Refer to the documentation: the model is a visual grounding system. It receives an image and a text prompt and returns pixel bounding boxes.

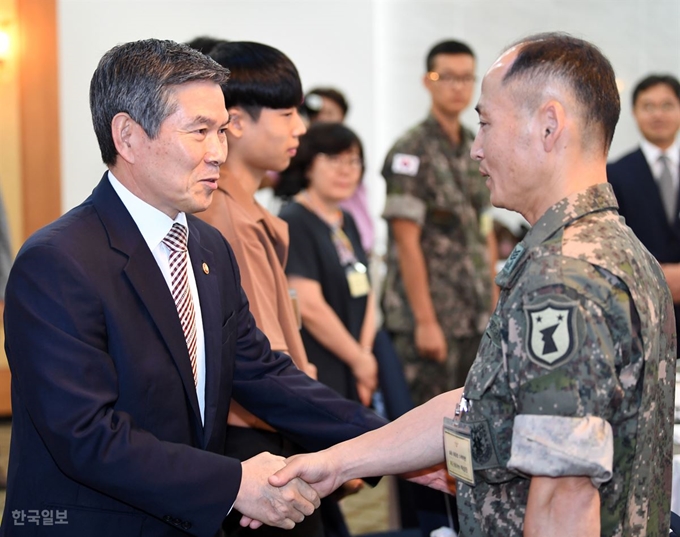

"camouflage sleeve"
[507,414,613,486]
[381,137,428,226]
[503,264,641,485]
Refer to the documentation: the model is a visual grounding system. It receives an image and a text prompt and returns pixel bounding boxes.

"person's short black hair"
[90,38,230,166]
[275,122,364,199]
[300,87,349,122]
[426,40,475,72]
[502,32,620,154]
[209,41,302,121]
[185,36,227,56]
[632,74,680,107]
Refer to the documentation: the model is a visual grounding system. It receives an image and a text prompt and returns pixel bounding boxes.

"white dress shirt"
[108,171,207,424]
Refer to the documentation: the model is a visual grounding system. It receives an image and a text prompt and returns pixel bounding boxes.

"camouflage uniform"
[454,183,676,536]
[382,114,492,405]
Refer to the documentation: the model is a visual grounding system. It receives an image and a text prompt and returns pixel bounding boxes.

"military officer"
[269,32,676,537]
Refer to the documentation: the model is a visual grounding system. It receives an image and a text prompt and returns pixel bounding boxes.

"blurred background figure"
[300,87,349,124]
[279,121,377,537]
[381,39,494,407]
[0,187,10,489]
[280,122,377,406]
[607,74,680,357]
[489,207,529,274]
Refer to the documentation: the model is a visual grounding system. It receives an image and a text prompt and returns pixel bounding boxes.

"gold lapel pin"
[202,262,210,275]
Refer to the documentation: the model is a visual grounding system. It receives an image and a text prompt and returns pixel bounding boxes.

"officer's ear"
[540,100,565,152]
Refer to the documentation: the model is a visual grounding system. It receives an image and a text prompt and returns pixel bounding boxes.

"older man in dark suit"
[1,39,385,537]
[607,74,680,355]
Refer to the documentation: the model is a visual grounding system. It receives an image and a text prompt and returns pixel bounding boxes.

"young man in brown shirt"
[199,41,364,537]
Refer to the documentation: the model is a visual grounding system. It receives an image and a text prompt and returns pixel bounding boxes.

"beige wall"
[0,0,22,255]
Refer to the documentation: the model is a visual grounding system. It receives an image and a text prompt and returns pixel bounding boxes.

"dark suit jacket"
[607,147,680,354]
[1,175,385,537]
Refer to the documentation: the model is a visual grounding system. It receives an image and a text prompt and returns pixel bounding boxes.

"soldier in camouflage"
[382,39,494,406]
[271,33,676,537]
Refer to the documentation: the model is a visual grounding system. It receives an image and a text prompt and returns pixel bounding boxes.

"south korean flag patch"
[524,298,579,369]
[391,153,420,176]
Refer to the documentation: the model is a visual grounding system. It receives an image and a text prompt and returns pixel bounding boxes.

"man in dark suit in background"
[1,38,385,537]
[607,74,680,355]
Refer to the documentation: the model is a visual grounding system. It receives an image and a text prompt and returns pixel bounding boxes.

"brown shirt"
[198,176,311,428]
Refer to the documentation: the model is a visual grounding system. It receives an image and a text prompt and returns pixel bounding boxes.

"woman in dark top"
[279,122,377,406]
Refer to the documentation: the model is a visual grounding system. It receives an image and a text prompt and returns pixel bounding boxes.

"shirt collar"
[217,175,289,252]
[640,137,680,168]
[108,170,188,251]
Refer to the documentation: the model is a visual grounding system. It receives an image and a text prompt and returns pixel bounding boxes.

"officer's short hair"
[426,40,475,72]
[503,32,620,154]
[632,74,680,107]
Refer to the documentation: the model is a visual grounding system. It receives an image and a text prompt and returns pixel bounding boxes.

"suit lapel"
[187,218,222,448]
[92,175,203,435]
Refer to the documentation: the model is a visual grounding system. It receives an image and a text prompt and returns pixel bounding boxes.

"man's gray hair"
[90,38,230,165]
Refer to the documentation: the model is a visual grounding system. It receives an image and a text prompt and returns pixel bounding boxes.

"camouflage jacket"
[454,183,675,537]
[381,115,492,338]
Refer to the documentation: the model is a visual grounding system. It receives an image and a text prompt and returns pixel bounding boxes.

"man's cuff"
[507,414,613,487]
[383,194,426,227]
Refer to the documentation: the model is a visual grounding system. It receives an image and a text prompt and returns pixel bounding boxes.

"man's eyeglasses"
[427,72,476,86]
[319,153,363,170]
[638,102,679,114]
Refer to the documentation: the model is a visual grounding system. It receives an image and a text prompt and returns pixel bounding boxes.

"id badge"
[346,262,370,298]
[443,417,475,486]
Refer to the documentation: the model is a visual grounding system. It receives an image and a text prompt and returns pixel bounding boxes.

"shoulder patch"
[524,298,579,369]
[391,153,420,176]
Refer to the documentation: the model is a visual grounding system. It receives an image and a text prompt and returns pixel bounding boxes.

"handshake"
[233,445,455,530]
[233,450,351,530]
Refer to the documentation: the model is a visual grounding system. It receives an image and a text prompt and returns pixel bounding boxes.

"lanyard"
[300,192,358,267]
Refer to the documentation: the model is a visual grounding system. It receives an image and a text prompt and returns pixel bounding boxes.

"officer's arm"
[524,475,600,537]
[270,389,463,497]
[391,218,446,362]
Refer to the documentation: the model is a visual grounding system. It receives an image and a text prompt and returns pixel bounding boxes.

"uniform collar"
[424,113,474,150]
[496,183,619,287]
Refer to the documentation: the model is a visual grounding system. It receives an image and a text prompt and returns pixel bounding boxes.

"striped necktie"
[163,223,197,385]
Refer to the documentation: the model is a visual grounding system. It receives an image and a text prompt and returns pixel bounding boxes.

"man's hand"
[234,452,320,530]
[403,463,455,494]
[415,321,447,362]
[269,451,344,500]
[661,263,680,303]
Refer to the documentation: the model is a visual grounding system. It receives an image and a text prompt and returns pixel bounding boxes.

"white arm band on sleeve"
[507,414,613,487]
[382,194,427,227]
